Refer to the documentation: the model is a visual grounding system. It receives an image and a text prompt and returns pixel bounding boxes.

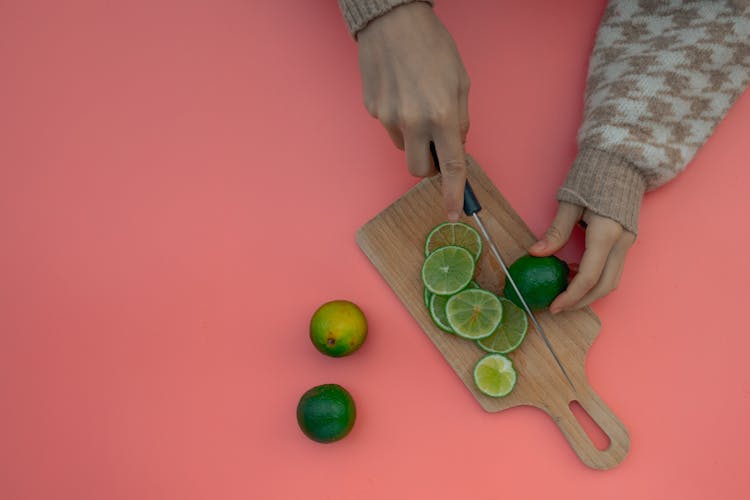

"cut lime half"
[421,245,475,296]
[474,354,517,397]
[445,288,503,339]
[425,222,482,262]
[477,297,528,354]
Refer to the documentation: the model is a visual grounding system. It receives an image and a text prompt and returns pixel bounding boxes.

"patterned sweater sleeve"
[558,0,750,234]
[338,0,434,37]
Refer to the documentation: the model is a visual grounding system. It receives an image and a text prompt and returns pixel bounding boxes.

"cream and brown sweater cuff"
[338,0,434,37]
[557,148,646,235]
[562,0,750,235]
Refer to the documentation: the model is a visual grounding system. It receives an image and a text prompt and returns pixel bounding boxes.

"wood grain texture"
[356,156,629,469]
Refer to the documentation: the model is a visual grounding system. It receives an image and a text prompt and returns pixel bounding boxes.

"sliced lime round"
[429,293,454,333]
[474,354,517,397]
[423,286,433,309]
[424,222,482,262]
[445,288,503,339]
[421,245,475,296]
[477,297,528,354]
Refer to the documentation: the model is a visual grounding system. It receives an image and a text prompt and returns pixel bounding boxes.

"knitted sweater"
[338,0,750,234]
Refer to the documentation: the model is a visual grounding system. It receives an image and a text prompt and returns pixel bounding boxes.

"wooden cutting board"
[356,156,629,470]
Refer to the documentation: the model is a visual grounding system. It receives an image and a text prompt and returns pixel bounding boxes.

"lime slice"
[474,354,516,397]
[429,293,454,333]
[421,246,475,296]
[427,280,480,333]
[425,222,482,262]
[477,297,528,354]
[423,286,433,309]
[445,288,503,339]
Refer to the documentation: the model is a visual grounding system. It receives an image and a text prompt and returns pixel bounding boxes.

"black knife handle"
[429,141,482,216]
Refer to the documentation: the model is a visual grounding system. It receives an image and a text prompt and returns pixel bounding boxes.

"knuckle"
[401,111,426,131]
[440,158,466,176]
[428,106,453,126]
[545,225,564,242]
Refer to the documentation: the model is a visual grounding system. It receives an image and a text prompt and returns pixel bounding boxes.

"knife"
[429,143,576,392]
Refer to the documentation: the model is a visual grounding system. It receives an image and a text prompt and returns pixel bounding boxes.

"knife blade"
[429,143,576,392]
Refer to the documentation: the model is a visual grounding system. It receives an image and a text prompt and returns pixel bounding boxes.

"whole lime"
[309,300,367,357]
[503,255,569,310]
[296,384,356,443]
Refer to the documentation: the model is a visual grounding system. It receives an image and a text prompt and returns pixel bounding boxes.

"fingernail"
[448,211,460,222]
[550,306,562,315]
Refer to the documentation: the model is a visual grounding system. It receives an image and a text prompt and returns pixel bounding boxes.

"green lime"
[424,222,483,262]
[503,255,569,310]
[477,297,528,354]
[473,354,517,397]
[421,245,475,296]
[309,300,368,357]
[296,384,356,443]
[445,288,503,340]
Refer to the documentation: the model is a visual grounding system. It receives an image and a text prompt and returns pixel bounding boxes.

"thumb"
[529,202,583,256]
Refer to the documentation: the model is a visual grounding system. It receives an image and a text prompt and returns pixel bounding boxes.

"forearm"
[560,0,750,233]
[338,0,434,38]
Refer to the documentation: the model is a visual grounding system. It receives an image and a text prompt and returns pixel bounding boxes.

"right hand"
[357,2,471,221]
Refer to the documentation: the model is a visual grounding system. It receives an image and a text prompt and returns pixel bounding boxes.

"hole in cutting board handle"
[569,401,610,451]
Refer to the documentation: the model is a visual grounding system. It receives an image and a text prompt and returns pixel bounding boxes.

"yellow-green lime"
[473,354,517,397]
[445,288,503,340]
[421,245,475,296]
[477,297,528,354]
[424,222,482,262]
[309,300,368,357]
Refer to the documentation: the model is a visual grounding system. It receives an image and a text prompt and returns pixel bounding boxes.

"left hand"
[528,202,636,314]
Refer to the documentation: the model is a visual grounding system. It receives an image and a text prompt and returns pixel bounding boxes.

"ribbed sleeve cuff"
[338,0,434,38]
[557,147,647,235]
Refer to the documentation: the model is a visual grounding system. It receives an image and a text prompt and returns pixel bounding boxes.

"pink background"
[2,1,749,498]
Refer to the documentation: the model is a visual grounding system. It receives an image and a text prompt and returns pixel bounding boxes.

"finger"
[433,119,467,222]
[529,202,583,256]
[569,253,624,311]
[404,132,434,178]
[549,219,621,314]
[458,80,470,144]
[570,230,634,309]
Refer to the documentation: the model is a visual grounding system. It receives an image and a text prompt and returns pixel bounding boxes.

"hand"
[529,202,636,313]
[357,2,471,221]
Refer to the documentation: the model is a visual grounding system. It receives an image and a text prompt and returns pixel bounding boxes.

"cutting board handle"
[548,382,630,470]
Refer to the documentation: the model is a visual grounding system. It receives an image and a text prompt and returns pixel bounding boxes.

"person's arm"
[531,0,750,313]
[338,1,470,221]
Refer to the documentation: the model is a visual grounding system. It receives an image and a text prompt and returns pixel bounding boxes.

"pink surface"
[1,1,749,498]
